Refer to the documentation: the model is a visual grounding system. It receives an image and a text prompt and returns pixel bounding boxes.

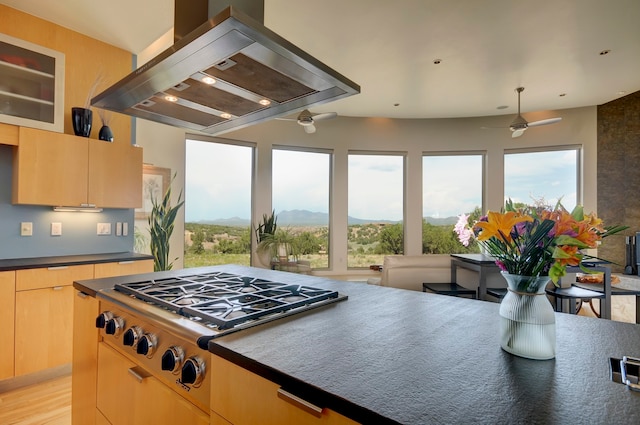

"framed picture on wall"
[135,164,171,220]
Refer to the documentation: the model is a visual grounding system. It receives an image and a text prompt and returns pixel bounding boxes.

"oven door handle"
[277,388,323,418]
[128,366,151,383]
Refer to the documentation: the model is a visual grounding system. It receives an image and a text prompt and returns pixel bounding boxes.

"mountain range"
[191,209,458,226]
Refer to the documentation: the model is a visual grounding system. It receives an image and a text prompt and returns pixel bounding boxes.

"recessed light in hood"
[91,3,360,136]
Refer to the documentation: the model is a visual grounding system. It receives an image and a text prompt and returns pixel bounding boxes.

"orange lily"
[474,211,532,243]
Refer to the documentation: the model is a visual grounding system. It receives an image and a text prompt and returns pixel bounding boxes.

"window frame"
[503,144,582,208]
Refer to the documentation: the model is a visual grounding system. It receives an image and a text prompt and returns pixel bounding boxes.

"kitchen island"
[206,265,640,424]
[73,265,640,424]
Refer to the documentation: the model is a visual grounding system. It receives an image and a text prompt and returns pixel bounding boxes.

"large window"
[348,153,404,267]
[272,148,331,269]
[422,154,483,254]
[184,139,253,268]
[504,147,579,210]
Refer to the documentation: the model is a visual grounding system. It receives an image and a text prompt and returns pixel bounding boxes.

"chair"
[573,282,640,323]
[486,287,508,301]
[422,282,477,299]
[545,285,605,315]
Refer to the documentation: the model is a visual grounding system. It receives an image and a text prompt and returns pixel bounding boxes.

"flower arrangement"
[454,199,627,284]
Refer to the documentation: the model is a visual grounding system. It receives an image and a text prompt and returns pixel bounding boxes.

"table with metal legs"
[450,253,500,301]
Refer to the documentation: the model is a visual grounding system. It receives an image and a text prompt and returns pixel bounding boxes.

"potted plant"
[254,211,277,268]
[257,228,300,269]
[148,174,184,271]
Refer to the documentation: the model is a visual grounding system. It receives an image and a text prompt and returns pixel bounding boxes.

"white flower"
[454,213,472,247]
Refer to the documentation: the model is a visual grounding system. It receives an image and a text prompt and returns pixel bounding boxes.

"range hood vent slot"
[91,2,359,135]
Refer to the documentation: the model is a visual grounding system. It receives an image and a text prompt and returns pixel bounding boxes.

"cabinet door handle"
[52,286,64,291]
[47,266,68,270]
[277,388,323,418]
[128,366,150,383]
[77,291,88,299]
[118,261,134,265]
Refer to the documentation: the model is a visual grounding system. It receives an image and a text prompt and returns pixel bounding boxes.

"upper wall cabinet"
[0,33,65,133]
[12,126,142,208]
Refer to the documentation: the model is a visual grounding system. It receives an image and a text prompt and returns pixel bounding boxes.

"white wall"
[134,101,597,277]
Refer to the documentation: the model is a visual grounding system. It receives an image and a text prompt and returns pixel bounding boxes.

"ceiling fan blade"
[275,117,298,121]
[312,112,337,121]
[527,117,562,127]
[304,124,316,134]
[512,128,526,138]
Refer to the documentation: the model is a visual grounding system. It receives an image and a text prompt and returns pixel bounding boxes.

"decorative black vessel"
[71,107,92,137]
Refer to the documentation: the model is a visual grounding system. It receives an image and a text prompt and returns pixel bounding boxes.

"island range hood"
[91,0,360,135]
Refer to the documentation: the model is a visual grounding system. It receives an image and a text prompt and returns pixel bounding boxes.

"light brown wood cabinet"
[93,259,153,279]
[72,290,101,425]
[11,126,142,208]
[96,343,209,425]
[72,258,153,425]
[0,271,16,380]
[14,265,93,376]
[210,355,359,425]
[0,122,19,145]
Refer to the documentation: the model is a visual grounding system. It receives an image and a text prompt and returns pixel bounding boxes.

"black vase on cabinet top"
[98,125,113,142]
[71,107,92,137]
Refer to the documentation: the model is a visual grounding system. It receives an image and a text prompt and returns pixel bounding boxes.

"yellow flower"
[474,211,533,244]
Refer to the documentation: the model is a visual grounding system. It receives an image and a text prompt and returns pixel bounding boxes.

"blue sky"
[185,140,577,222]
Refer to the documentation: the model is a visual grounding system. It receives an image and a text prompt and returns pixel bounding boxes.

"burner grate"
[114,272,342,330]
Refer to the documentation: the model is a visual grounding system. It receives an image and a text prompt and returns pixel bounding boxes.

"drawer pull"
[277,388,323,418]
[118,261,134,265]
[52,286,64,291]
[128,366,150,383]
[47,266,68,270]
[77,291,88,299]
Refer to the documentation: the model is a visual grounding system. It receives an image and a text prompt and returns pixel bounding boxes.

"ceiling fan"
[508,87,562,138]
[276,109,337,134]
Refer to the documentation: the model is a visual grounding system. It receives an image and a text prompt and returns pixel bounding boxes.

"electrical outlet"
[97,222,112,235]
[20,222,33,236]
[51,222,62,236]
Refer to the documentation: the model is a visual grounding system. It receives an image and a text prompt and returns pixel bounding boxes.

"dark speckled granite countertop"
[73,265,640,424]
[0,252,153,271]
[205,266,640,425]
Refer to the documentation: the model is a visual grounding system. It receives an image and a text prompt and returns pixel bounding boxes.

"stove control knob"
[136,333,158,358]
[181,356,206,387]
[105,316,125,337]
[95,311,113,329]
[123,326,143,348]
[161,346,185,374]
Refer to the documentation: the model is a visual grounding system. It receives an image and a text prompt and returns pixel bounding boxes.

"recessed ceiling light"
[496,105,508,110]
[599,49,611,55]
[221,113,232,119]
[618,91,627,95]
[259,99,271,106]
[164,95,178,102]
[201,76,216,85]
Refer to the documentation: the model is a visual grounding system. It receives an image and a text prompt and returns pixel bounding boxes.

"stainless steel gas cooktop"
[97,271,347,347]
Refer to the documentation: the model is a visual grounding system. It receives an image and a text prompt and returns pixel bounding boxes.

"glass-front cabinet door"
[0,33,64,132]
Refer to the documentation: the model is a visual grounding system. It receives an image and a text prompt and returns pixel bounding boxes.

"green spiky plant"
[148,174,184,271]
[254,210,278,243]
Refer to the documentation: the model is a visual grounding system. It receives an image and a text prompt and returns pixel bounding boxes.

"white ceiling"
[2,0,639,119]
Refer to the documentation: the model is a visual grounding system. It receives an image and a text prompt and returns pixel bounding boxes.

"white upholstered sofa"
[367,254,455,292]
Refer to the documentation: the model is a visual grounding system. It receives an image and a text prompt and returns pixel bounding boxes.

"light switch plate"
[51,222,62,236]
[116,222,122,236]
[123,222,129,236]
[20,222,33,236]
[97,222,111,235]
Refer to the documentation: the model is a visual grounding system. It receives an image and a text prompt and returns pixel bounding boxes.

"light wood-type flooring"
[0,288,637,425]
[0,373,70,424]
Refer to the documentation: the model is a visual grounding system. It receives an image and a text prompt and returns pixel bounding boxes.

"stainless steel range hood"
[91,1,360,135]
